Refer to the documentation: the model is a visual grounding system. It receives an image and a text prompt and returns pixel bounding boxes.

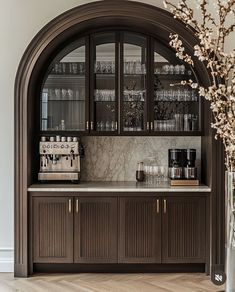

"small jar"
[136,162,145,182]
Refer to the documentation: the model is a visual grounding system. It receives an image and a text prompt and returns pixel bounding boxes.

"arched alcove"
[15,0,224,276]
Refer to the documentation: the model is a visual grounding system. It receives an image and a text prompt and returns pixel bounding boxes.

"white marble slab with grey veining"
[80,136,201,181]
[28,181,211,192]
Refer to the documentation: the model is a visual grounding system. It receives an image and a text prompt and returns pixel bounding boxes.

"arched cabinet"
[40,31,200,135]
[15,0,225,277]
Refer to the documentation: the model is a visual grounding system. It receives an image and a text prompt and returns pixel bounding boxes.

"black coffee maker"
[168,149,183,179]
[183,149,197,179]
[168,148,197,180]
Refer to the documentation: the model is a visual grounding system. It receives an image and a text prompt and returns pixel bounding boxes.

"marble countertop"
[28,181,211,192]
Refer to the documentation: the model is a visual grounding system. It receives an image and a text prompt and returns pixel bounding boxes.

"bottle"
[136,162,145,182]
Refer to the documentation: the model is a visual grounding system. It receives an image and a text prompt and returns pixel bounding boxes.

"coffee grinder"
[183,149,197,179]
[168,149,183,179]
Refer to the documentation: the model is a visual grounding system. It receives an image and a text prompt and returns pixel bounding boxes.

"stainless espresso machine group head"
[38,136,81,182]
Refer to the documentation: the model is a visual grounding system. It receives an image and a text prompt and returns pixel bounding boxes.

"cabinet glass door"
[153,41,200,133]
[121,33,147,133]
[41,38,87,131]
[91,33,117,133]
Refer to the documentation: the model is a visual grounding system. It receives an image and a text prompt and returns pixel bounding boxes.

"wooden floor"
[0,273,224,292]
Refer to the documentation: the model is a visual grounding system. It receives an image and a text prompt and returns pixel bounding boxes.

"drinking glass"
[180,64,185,74]
[55,88,61,100]
[111,121,115,131]
[96,121,101,131]
[61,89,67,100]
[67,89,73,100]
[105,120,111,131]
[100,121,105,131]
[72,63,78,74]
[153,166,159,184]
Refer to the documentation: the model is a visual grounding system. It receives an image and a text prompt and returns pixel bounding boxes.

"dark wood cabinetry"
[162,197,206,263]
[31,193,207,269]
[119,197,161,263]
[15,1,224,277]
[74,197,118,263]
[33,197,73,263]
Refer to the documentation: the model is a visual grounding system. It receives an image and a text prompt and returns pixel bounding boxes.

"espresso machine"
[38,136,81,182]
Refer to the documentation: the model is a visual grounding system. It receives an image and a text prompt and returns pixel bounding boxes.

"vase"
[225,171,235,292]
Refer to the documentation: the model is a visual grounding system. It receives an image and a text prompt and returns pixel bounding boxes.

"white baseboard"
[0,248,14,272]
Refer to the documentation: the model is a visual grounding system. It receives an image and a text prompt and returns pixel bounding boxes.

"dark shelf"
[123,100,145,102]
[42,99,85,102]
[48,74,85,79]
[154,100,198,102]
[155,74,195,81]
[39,130,202,137]
[124,73,146,76]
[94,100,116,102]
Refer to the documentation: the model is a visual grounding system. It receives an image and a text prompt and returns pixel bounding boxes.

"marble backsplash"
[80,136,201,182]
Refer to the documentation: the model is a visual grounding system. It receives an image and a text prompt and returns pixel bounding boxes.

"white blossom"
[164,0,235,170]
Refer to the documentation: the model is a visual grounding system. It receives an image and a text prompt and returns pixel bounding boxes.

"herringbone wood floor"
[0,273,224,292]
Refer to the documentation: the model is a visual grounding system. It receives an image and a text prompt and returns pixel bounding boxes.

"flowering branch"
[164,0,235,171]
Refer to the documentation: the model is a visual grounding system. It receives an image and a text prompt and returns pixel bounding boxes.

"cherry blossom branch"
[164,0,235,170]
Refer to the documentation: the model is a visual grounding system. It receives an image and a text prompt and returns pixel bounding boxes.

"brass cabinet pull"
[156,199,160,214]
[68,199,72,213]
[91,121,94,131]
[147,122,149,130]
[115,121,118,131]
[76,198,79,213]
[163,199,167,214]
[150,122,154,131]
[86,121,89,130]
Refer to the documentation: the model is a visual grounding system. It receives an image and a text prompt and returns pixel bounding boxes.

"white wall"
[0,0,234,272]
[0,0,168,272]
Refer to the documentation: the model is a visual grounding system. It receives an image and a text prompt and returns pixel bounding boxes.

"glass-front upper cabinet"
[90,33,117,133]
[40,38,87,132]
[121,33,148,133]
[152,41,200,133]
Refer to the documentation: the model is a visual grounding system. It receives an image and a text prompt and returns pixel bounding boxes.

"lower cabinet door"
[162,196,206,263]
[33,196,74,263]
[119,197,161,263]
[74,197,118,263]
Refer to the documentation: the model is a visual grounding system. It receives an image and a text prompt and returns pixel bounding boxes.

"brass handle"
[156,199,160,214]
[76,198,79,213]
[86,121,89,130]
[150,122,154,131]
[91,121,94,131]
[115,121,118,130]
[163,199,167,214]
[68,199,72,213]
[147,122,149,130]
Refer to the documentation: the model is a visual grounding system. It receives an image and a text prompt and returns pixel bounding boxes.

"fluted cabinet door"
[119,197,161,263]
[74,197,118,263]
[33,197,73,263]
[162,196,206,263]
